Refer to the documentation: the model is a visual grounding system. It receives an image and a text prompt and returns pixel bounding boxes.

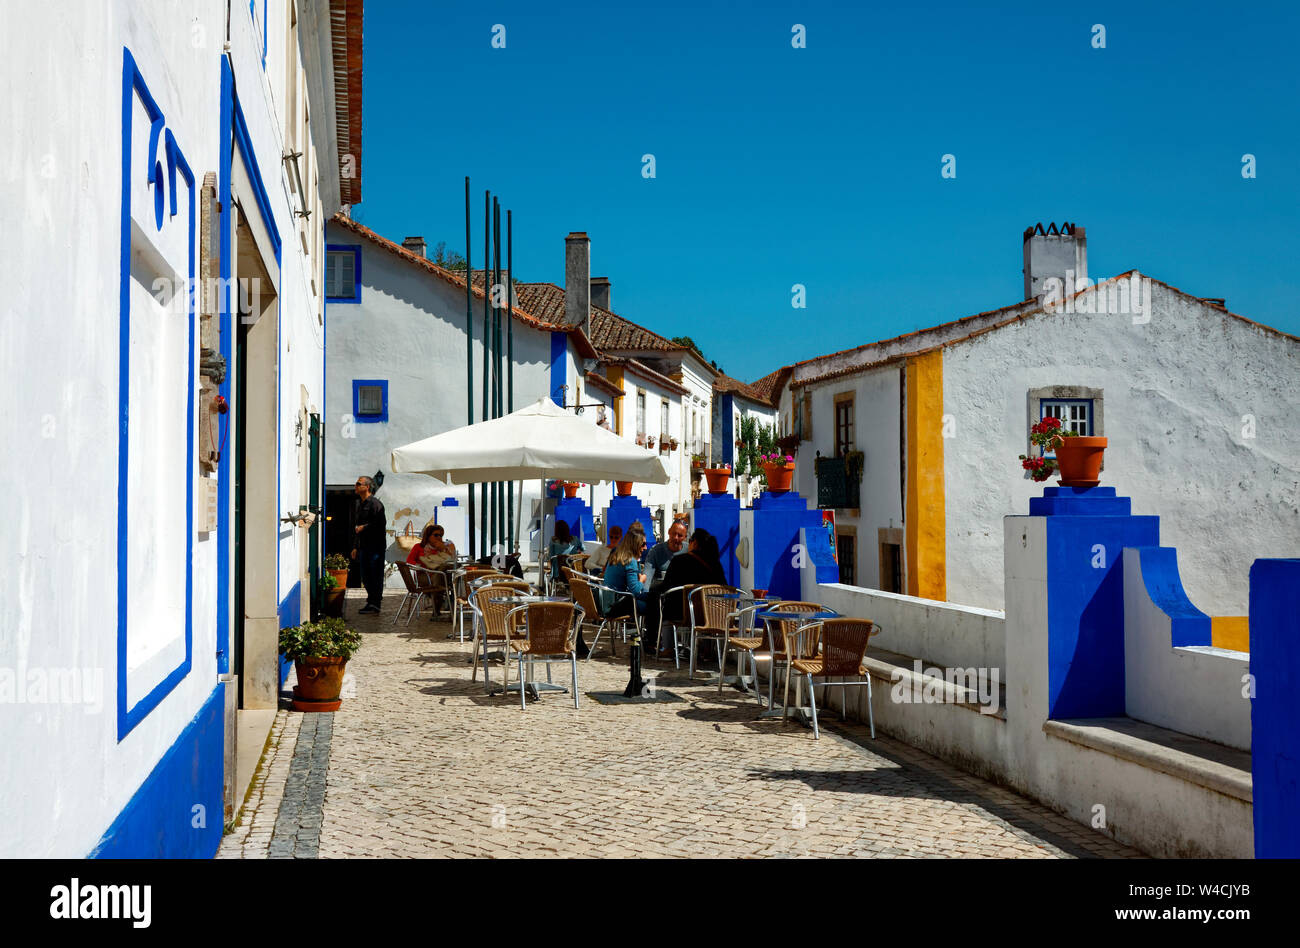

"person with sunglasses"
[351,475,386,614]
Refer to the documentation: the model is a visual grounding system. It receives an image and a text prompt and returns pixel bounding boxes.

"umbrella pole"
[464,176,476,559]
[514,478,523,555]
[481,189,490,556]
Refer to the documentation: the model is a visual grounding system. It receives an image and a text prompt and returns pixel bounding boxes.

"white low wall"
[805,582,1005,673]
[1123,548,1251,751]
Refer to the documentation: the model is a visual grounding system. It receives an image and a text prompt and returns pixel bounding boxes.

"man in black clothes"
[644,529,726,657]
[351,475,387,614]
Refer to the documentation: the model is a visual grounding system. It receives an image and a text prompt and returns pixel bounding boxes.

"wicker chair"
[788,618,879,739]
[755,601,825,711]
[568,574,622,660]
[652,584,699,669]
[686,585,742,679]
[469,583,530,688]
[394,562,440,626]
[508,601,584,709]
[451,567,498,641]
[717,601,777,701]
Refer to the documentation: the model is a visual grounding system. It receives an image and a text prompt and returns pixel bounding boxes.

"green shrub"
[323,553,350,571]
[279,618,362,662]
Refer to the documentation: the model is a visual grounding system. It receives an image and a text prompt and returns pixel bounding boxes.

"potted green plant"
[279,617,362,712]
[318,572,345,618]
[323,552,350,588]
[1018,416,1107,486]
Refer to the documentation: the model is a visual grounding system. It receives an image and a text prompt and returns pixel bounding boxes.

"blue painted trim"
[91,683,225,858]
[442,497,459,506]
[325,244,361,302]
[549,332,567,406]
[1132,546,1210,647]
[352,379,388,423]
[217,55,284,677]
[277,582,301,687]
[118,49,197,740]
[1250,558,1300,858]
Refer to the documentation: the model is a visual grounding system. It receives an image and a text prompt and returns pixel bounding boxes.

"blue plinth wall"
[1033,486,1160,719]
[693,492,740,587]
[752,490,836,599]
[1250,558,1300,858]
[554,496,595,542]
[606,494,656,544]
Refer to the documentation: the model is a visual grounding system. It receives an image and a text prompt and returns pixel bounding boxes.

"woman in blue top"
[602,520,648,619]
[548,520,582,583]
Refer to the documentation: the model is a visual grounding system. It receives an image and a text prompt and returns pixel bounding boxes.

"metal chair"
[718,601,776,701]
[508,601,584,710]
[469,583,530,687]
[568,574,617,660]
[685,585,742,679]
[451,567,497,641]
[394,562,440,626]
[652,584,699,669]
[756,601,825,711]
[788,618,879,739]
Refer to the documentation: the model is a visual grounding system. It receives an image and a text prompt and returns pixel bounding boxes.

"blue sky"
[356,0,1300,381]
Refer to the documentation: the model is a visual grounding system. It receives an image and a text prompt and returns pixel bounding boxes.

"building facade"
[1,0,361,857]
[778,225,1300,620]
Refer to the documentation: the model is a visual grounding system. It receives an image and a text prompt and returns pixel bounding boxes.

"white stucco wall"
[945,277,1300,614]
[1122,549,1250,750]
[1,1,329,855]
[324,228,577,561]
[790,365,904,589]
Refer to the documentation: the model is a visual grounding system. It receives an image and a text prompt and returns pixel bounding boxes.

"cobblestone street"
[219,597,1140,859]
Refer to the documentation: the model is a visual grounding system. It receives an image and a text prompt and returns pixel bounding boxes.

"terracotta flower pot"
[327,568,349,588]
[321,587,345,618]
[1054,437,1108,488]
[762,462,795,494]
[615,481,634,496]
[293,657,347,711]
[563,483,579,499]
[703,468,731,494]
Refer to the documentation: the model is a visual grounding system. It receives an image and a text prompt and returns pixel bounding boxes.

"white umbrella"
[390,397,670,485]
[390,397,669,581]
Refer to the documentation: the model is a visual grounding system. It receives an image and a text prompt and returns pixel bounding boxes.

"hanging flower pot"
[615,480,634,496]
[1054,437,1108,487]
[563,482,580,499]
[760,454,796,494]
[703,467,731,494]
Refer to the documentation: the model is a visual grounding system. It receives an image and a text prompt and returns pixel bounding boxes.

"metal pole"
[481,190,489,557]
[464,177,475,559]
[507,208,515,551]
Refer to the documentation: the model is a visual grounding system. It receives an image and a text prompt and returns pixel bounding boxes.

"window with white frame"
[1041,399,1092,436]
[660,399,669,441]
[636,390,646,437]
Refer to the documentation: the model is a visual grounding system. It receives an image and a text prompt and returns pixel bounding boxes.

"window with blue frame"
[1029,388,1103,460]
[352,380,388,423]
[326,245,361,302]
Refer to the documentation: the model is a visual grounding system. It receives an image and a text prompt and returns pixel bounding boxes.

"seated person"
[408,524,456,567]
[644,528,726,656]
[645,520,688,585]
[547,520,583,583]
[601,522,649,622]
[586,524,622,574]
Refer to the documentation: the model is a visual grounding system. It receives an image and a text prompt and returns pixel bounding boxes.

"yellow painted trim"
[608,366,625,435]
[1211,616,1249,653]
[904,351,946,600]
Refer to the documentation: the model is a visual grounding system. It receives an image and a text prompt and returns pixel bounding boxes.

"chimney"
[564,232,590,334]
[1022,222,1086,301]
[590,276,611,311]
[402,236,427,259]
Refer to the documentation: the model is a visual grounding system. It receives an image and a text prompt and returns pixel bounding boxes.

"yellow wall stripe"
[608,366,625,435]
[1211,616,1249,653]
[905,351,946,601]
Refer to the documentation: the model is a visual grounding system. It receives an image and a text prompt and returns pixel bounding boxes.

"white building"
[777,223,1300,626]
[711,372,784,505]
[324,216,600,561]
[1,0,362,857]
